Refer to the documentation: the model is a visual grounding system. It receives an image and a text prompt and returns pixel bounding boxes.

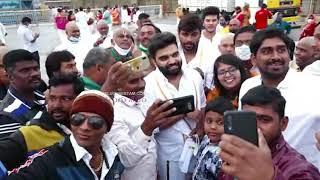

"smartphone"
[161,95,195,117]
[124,55,151,72]
[224,111,258,146]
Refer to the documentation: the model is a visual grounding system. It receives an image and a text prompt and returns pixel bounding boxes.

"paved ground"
[3,15,303,82]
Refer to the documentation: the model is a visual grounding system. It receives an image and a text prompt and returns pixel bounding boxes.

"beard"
[158,60,182,76]
[182,42,198,52]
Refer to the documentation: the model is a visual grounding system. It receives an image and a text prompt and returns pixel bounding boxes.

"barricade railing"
[0,5,162,25]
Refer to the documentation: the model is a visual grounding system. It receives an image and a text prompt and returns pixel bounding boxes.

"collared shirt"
[144,68,206,161]
[108,94,157,180]
[238,69,320,169]
[70,134,119,180]
[54,39,91,74]
[197,31,222,89]
[80,76,101,91]
[17,24,39,53]
[0,87,46,138]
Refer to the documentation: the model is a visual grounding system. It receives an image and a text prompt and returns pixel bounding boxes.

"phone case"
[224,111,258,146]
[124,55,150,72]
[163,95,195,117]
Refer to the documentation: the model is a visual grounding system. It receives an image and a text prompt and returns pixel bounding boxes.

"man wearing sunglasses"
[0,74,84,171]
[8,90,124,180]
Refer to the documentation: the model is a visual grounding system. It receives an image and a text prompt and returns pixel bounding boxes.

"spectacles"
[70,113,105,130]
[217,67,239,76]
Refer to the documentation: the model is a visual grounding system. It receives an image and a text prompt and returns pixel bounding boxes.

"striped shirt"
[0,88,46,138]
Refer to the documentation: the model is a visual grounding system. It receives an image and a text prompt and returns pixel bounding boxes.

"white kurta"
[238,69,320,169]
[144,68,206,180]
[196,32,222,89]
[54,39,92,74]
[108,94,157,180]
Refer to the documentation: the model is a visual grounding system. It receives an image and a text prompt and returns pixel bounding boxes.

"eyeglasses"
[70,113,105,130]
[217,67,239,76]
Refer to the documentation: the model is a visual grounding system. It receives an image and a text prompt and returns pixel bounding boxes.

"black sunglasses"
[70,113,105,130]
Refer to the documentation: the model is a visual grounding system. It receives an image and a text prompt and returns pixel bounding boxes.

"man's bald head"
[97,20,109,36]
[229,19,241,33]
[295,36,318,70]
[65,21,80,38]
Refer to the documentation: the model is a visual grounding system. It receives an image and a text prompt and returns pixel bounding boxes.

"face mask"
[235,44,251,61]
[68,36,81,43]
[114,42,131,56]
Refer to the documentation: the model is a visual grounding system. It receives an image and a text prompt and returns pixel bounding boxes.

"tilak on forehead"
[113,28,132,38]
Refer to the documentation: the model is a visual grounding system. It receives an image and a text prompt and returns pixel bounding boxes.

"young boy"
[192,97,235,180]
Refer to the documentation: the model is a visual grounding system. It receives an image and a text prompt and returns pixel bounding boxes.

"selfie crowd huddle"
[0,3,319,180]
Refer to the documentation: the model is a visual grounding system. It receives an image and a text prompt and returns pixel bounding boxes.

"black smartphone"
[161,95,195,117]
[224,110,258,146]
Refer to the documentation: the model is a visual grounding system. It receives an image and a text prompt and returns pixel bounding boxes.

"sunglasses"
[70,113,105,130]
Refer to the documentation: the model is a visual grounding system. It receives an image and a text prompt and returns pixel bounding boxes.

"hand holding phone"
[224,110,258,146]
[160,95,195,117]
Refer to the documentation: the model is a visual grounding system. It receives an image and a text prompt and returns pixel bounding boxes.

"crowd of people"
[0,3,319,180]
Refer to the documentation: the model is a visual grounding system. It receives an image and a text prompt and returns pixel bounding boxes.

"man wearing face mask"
[234,25,258,76]
[110,28,141,62]
[17,17,40,65]
[55,21,92,74]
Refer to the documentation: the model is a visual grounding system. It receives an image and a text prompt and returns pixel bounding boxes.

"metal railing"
[0,5,163,25]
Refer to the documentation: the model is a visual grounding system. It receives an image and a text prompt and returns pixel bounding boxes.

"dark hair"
[138,13,150,20]
[221,14,231,22]
[45,50,75,78]
[261,3,267,8]
[241,85,286,118]
[178,14,202,33]
[250,29,291,55]
[149,32,177,59]
[213,54,248,96]
[205,96,235,114]
[141,22,162,33]
[21,17,31,24]
[48,74,84,96]
[234,25,256,44]
[79,7,83,11]
[202,6,220,20]
[3,49,36,74]
[235,6,241,11]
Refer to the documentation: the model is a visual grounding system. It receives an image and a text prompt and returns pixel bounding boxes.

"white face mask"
[235,44,251,61]
[68,36,81,43]
[113,42,131,56]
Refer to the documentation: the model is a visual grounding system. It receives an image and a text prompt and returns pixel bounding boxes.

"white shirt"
[144,68,206,161]
[197,32,222,89]
[303,60,320,76]
[70,134,119,180]
[54,38,92,73]
[238,69,320,169]
[92,32,112,49]
[108,94,157,180]
[0,22,7,44]
[17,24,39,52]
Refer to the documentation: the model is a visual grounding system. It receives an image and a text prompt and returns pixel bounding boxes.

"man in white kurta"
[238,29,320,169]
[54,22,91,74]
[144,32,206,180]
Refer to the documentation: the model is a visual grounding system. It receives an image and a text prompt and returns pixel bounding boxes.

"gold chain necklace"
[92,150,103,172]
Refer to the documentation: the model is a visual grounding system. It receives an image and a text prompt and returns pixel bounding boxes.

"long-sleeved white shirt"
[108,94,157,180]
